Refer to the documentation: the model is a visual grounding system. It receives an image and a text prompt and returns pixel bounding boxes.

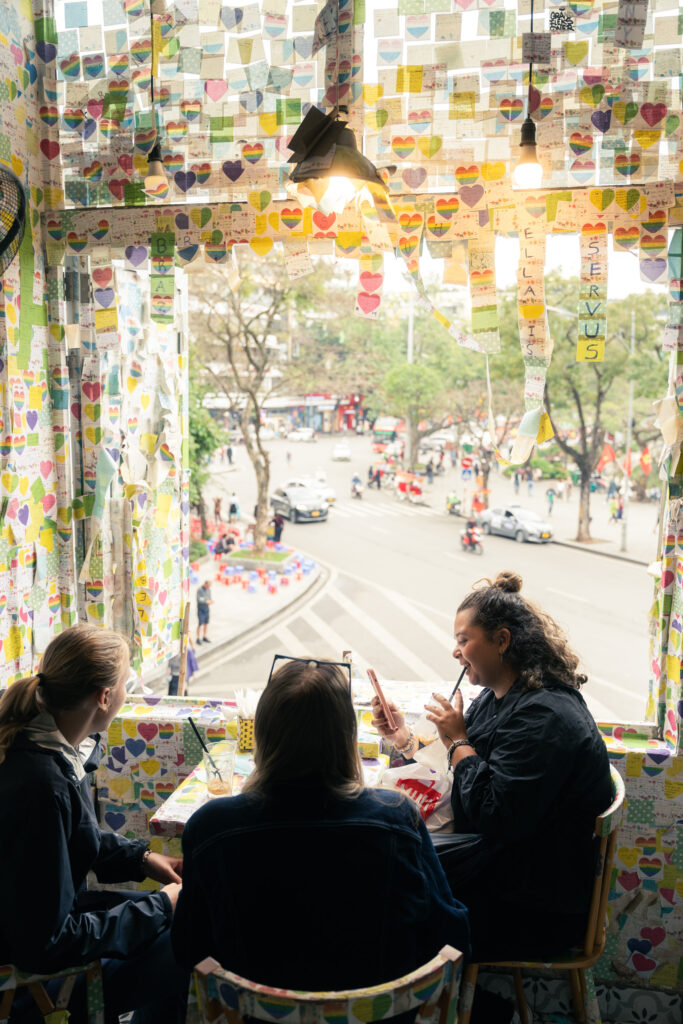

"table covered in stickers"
[147,680,469,836]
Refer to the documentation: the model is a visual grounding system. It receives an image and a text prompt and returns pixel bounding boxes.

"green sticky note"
[276,97,302,125]
[210,116,233,144]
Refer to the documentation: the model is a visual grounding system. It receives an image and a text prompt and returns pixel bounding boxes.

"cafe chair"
[459,765,626,1024]
[0,960,104,1022]
[195,944,463,1024]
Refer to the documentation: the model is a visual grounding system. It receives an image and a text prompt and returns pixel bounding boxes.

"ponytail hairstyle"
[0,624,130,763]
[458,570,587,691]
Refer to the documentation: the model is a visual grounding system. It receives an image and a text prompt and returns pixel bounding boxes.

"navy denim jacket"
[0,734,172,972]
[172,781,470,989]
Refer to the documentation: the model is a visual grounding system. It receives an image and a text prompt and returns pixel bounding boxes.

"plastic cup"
[203,740,237,798]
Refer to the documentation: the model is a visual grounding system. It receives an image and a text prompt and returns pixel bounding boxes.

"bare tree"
[188,257,292,555]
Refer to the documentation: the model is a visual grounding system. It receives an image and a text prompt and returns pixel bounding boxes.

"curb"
[552,538,649,567]
[146,555,331,691]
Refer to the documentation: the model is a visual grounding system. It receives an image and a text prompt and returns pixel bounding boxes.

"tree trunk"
[407,418,419,472]
[252,451,270,556]
[576,469,592,542]
[198,493,209,540]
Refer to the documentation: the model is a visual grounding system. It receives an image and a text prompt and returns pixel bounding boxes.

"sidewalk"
[417,461,661,566]
[145,544,325,691]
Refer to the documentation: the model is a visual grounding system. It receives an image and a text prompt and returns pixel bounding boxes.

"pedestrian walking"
[555,480,565,501]
[566,475,573,500]
[526,466,534,496]
[220,446,226,464]
[608,497,618,523]
[228,492,238,523]
[213,497,222,524]
[449,448,457,468]
[426,459,434,485]
[226,445,233,465]
[546,487,555,516]
[286,450,292,466]
[373,468,382,489]
[270,512,285,543]
[607,479,619,502]
[196,581,213,645]
[513,470,521,495]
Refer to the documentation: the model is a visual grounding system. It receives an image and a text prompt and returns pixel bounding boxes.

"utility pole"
[620,310,635,553]
[405,290,415,470]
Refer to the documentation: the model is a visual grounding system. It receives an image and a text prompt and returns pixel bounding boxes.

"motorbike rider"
[351,472,363,497]
[464,518,479,546]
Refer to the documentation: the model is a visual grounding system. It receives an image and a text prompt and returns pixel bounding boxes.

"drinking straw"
[189,717,222,779]
[449,666,467,702]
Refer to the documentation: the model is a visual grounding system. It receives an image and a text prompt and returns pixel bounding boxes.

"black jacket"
[172,783,470,988]
[451,680,612,915]
[0,734,172,972]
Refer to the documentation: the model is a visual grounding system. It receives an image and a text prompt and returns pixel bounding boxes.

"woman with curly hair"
[372,570,611,965]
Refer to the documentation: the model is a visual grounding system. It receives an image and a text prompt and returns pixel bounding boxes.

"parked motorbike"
[351,479,364,499]
[460,527,484,554]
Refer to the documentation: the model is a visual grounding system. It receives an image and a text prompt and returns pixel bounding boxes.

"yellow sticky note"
[154,493,172,528]
[94,307,118,331]
[576,336,605,362]
[536,412,554,444]
[5,625,24,662]
[39,525,54,553]
[140,432,157,454]
[25,501,45,543]
[29,386,42,410]
[396,65,423,93]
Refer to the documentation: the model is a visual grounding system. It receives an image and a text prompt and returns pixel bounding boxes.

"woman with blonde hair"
[172,656,470,988]
[0,624,189,1023]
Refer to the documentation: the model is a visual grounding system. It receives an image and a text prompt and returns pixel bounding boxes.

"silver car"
[271,486,329,523]
[477,505,553,543]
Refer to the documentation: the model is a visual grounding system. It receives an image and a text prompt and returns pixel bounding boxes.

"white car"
[284,477,336,504]
[288,427,316,442]
[332,441,351,461]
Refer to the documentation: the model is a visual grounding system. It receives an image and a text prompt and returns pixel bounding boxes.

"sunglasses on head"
[267,654,353,694]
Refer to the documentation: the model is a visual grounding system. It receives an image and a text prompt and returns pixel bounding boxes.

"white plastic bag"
[381,761,454,833]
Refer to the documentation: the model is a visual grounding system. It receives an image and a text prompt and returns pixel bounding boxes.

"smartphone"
[367,668,397,730]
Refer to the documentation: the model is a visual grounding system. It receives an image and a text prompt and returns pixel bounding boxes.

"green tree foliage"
[494,270,668,540]
[188,357,228,537]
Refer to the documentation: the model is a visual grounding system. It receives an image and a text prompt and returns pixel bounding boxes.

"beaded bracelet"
[395,726,416,757]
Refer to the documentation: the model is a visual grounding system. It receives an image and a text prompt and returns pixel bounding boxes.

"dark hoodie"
[0,733,172,972]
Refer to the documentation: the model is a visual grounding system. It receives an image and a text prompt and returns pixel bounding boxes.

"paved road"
[198,435,653,722]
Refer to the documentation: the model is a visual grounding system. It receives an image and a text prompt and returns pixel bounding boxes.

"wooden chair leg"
[0,987,15,1022]
[569,969,585,1023]
[457,964,479,1024]
[512,968,527,1024]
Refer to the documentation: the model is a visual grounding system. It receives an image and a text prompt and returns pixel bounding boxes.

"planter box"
[223,548,297,574]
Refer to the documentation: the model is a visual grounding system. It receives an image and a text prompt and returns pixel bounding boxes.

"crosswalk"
[201,567,459,691]
[331,498,445,520]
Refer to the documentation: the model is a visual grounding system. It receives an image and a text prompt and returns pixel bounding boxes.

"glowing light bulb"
[317,176,359,216]
[511,157,543,189]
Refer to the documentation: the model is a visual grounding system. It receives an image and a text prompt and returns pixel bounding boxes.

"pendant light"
[512,0,543,189]
[143,3,169,199]
[287,106,388,216]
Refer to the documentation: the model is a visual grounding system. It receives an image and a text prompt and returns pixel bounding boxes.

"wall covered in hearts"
[0,0,66,680]
[0,8,189,683]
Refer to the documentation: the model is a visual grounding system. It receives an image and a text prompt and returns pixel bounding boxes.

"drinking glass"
[203,740,237,798]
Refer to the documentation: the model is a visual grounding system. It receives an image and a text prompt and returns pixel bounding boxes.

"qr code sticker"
[549,8,575,32]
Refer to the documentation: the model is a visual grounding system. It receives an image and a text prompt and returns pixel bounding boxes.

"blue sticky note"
[64,2,88,28]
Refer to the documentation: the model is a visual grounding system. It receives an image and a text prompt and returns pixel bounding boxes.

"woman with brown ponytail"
[0,624,189,1023]
[372,571,612,970]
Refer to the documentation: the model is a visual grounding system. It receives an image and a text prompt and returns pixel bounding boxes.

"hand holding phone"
[367,668,396,731]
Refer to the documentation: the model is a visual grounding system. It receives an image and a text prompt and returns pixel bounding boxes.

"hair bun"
[493,571,522,594]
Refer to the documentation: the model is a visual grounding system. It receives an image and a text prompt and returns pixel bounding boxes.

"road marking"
[329,585,442,681]
[272,623,308,653]
[303,608,372,675]
[546,587,593,606]
[445,551,480,565]
[335,566,455,622]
